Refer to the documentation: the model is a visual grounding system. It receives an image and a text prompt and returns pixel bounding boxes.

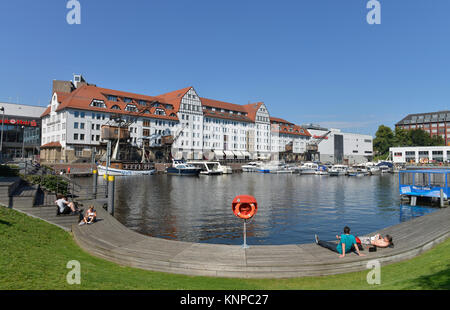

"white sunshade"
[243,151,251,158]
[234,151,244,159]
[214,150,225,159]
[224,150,235,158]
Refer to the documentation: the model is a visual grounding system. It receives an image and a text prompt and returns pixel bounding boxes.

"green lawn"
[0,205,449,290]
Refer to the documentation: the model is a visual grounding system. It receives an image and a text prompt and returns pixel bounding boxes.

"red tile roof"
[43,85,179,121]
[41,142,62,149]
[156,87,193,111]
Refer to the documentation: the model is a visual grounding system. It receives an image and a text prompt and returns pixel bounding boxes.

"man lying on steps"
[315,226,365,258]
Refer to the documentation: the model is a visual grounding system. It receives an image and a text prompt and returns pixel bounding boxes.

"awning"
[242,151,251,158]
[214,150,224,159]
[224,150,235,158]
[234,151,244,159]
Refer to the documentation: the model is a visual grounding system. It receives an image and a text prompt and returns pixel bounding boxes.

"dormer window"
[155,109,166,115]
[91,99,106,108]
[107,95,118,102]
[111,105,121,110]
[125,104,138,112]
[138,100,147,106]
[151,102,161,108]
[123,97,132,103]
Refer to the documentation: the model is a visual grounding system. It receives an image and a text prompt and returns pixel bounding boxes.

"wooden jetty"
[72,205,450,278]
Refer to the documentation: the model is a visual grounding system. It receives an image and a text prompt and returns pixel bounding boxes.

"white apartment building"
[40,75,301,162]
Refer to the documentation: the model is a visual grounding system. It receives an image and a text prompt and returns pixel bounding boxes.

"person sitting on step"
[79,205,97,226]
[55,195,78,215]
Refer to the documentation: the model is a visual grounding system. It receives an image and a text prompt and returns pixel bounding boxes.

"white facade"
[390,146,450,163]
[307,128,373,164]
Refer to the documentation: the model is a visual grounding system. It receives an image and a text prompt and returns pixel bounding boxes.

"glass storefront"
[0,117,42,160]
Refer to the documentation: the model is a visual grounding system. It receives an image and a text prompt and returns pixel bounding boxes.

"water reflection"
[94,173,437,245]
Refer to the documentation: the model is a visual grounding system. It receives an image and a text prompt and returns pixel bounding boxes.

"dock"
[71,205,450,278]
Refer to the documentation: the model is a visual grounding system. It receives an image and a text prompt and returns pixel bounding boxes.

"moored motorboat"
[166,159,202,176]
[188,161,223,175]
[298,162,318,175]
[328,164,348,176]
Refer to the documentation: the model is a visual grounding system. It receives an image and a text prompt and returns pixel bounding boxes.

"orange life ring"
[232,195,258,220]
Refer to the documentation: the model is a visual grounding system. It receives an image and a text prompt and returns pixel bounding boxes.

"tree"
[393,127,411,147]
[373,125,394,157]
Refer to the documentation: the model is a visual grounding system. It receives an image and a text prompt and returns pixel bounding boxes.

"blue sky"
[0,0,449,136]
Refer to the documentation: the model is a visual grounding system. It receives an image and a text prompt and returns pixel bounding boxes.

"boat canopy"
[377,161,393,168]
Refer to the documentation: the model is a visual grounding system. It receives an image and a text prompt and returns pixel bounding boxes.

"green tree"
[373,125,394,157]
[393,127,412,147]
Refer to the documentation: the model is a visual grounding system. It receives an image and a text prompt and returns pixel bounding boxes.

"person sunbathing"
[358,234,393,248]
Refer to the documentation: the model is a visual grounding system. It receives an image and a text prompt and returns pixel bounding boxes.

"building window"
[74,111,79,118]
[80,123,85,129]
[123,97,132,103]
[125,104,138,112]
[80,134,85,140]
[74,122,79,129]
[107,95,117,102]
[91,100,106,108]
[74,133,78,140]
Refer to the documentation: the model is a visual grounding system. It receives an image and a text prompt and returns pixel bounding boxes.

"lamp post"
[21,126,25,161]
[0,107,4,159]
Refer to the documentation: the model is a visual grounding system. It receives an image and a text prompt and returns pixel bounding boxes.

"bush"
[0,165,19,177]
[26,174,69,196]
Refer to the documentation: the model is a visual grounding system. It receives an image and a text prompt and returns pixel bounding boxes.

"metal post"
[0,107,4,160]
[411,196,417,207]
[440,188,444,208]
[242,219,249,249]
[107,175,115,215]
[92,169,98,199]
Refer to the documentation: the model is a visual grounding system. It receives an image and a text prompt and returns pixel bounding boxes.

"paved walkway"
[72,206,450,278]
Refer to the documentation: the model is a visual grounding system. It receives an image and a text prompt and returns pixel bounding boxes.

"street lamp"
[0,107,4,159]
[21,126,25,161]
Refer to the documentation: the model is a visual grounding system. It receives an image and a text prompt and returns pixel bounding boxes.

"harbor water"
[96,173,436,245]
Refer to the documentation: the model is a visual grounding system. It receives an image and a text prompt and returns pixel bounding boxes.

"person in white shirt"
[55,195,77,215]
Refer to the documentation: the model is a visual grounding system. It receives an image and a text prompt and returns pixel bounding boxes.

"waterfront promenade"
[71,205,450,279]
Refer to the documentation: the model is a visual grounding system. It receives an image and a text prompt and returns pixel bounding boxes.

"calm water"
[95,173,436,245]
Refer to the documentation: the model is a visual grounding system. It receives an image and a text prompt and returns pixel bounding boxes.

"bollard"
[107,175,115,216]
[92,170,98,199]
[440,189,444,208]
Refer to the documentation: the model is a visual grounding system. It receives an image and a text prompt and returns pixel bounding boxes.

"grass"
[0,205,449,290]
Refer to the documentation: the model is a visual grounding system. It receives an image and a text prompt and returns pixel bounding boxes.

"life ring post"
[232,195,257,249]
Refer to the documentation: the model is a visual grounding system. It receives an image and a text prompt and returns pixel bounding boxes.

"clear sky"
[0,0,449,136]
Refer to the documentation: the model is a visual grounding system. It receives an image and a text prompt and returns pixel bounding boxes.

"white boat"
[328,164,348,176]
[166,159,202,176]
[298,162,318,175]
[368,166,381,175]
[315,165,329,175]
[242,162,262,172]
[221,165,233,174]
[188,161,223,175]
[97,163,155,176]
[258,161,285,173]
[348,164,370,177]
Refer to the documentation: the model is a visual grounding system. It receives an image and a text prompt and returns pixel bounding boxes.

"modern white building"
[305,125,373,164]
[390,146,450,164]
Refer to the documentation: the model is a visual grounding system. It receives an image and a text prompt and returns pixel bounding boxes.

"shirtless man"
[359,234,393,248]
